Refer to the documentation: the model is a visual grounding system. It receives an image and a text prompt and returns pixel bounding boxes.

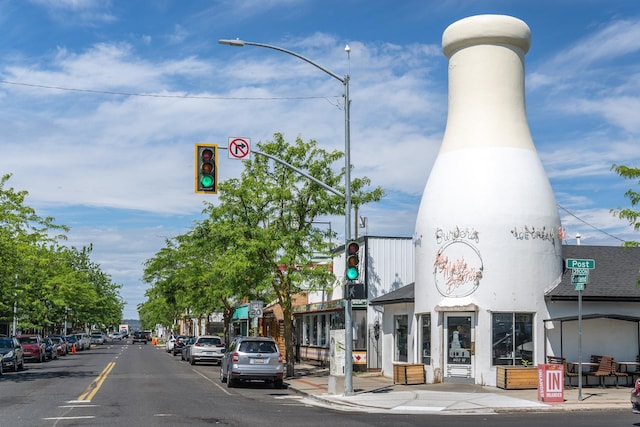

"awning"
[231,304,248,321]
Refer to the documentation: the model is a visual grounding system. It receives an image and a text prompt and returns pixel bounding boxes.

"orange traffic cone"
[71,343,76,354]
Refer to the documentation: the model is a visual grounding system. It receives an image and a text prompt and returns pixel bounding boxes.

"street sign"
[249,300,263,318]
[571,274,588,285]
[228,137,251,160]
[566,258,595,269]
[574,282,585,291]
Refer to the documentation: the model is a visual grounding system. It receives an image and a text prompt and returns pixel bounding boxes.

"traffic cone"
[71,343,76,354]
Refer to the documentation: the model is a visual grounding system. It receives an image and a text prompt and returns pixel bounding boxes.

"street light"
[219,38,354,394]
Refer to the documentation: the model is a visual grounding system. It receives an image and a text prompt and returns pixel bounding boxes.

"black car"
[132,331,147,344]
[172,336,189,356]
[0,337,25,372]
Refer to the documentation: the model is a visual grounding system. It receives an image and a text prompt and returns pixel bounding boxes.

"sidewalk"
[286,363,633,414]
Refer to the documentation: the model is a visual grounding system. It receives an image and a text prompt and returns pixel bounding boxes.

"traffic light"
[346,241,360,281]
[195,143,218,194]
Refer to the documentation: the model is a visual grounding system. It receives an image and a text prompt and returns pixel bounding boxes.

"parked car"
[220,336,285,388]
[111,332,123,341]
[172,335,189,356]
[43,337,60,360]
[48,335,70,355]
[74,333,91,351]
[188,336,225,365]
[632,378,640,414]
[180,337,196,361]
[132,331,147,344]
[90,332,106,345]
[65,334,79,351]
[165,336,176,353]
[47,336,68,356]
[18,334,46,363]
[0,336,25,371]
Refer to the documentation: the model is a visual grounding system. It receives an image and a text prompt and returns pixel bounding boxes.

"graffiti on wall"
[510,225,563,245]
[433,227,483,297]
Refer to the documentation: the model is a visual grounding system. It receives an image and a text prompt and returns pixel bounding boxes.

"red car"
[18,334,46,363]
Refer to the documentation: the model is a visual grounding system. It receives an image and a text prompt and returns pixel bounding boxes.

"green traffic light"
[201,176,214,188]
[346,267,359,280]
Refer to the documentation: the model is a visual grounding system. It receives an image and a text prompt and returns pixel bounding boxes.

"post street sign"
[566,258,595,269]
[574,282,585,291]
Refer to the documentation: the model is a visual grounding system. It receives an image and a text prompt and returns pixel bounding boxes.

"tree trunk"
[282,301,295,378]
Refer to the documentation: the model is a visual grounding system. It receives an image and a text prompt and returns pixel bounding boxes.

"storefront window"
[319,315,327,346]
[394,315,408,362]
[492,312,534,366]
[352,309,367,350]
[300,313,333,347]
[420,314,431,365]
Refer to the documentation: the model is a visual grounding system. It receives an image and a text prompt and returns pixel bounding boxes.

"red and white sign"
[537,363,564,402]
[228,137,251,160]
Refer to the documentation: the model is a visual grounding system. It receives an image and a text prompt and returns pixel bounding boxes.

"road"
[1,340,638,426]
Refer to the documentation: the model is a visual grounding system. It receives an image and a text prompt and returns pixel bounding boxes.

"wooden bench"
[587,355,613,388]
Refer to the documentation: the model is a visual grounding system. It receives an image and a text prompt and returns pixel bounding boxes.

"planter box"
[496,366,538,389]
[393,363,425,385]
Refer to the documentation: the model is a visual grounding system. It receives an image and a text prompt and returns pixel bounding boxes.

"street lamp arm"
[253,150,345,199]
[218,39,345,84]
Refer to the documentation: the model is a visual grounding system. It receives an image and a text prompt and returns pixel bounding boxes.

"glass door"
[445,314,474,380]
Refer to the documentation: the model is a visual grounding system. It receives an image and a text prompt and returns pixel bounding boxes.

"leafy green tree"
[0,174,123,333]
[212,133,383,375]
[611,164,640,247]
[141,133,383,376]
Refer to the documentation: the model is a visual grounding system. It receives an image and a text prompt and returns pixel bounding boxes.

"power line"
[557,204,627,243]
[0,79,337,101]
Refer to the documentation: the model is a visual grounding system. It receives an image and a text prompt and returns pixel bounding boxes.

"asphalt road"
[1,340,639,426]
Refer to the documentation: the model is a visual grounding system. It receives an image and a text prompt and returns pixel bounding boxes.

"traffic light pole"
[218,39,354,395]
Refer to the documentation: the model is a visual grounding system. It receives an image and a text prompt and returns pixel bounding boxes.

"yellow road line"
[77,362,116,402]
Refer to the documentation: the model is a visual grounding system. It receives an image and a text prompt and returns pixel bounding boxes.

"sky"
[1,0,639,319]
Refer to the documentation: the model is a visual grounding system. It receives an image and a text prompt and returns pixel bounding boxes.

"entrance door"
[445,314,474,380]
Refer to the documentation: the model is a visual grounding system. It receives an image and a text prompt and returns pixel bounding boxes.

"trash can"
[537,363,564,402]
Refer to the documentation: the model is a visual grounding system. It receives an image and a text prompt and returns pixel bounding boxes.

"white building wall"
[414,15,563,386]
[546,301,640,363]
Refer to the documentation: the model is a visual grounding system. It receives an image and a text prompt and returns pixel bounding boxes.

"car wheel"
[226,369,235,388]
[274,379,284,389]
[220,366,227,383]
[18,358,24,371]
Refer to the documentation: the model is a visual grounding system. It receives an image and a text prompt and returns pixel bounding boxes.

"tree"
[212,133,383,376]
[611,164,640,247]
[0,174,123,333]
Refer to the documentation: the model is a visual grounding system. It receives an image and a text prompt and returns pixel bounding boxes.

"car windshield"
[198,337,221,346]
[0,339,13,348]
[239,341,277,354]
[18,337,38,344]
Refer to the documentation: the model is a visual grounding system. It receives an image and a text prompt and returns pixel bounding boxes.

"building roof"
[369,283,415,305]
[546,245,640,302]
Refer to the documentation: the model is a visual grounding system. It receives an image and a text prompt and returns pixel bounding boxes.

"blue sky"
[1,0,639,319]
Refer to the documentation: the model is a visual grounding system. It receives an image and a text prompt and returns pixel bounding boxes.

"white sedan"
[165,336,176,353]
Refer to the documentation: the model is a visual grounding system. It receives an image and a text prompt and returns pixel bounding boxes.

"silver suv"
[189,335,224,365]
[220,336,284,389]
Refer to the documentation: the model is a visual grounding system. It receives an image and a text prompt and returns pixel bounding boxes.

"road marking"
[76,362,116,402]
[191,368,232,395]
[43,416,96,420]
